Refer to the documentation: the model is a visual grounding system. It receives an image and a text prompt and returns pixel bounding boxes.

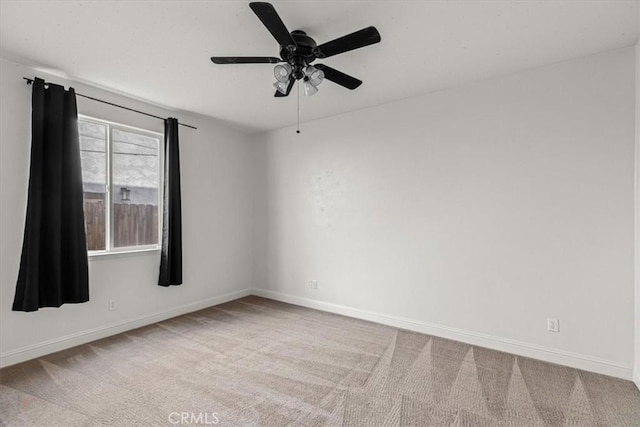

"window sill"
[88,247,160,260]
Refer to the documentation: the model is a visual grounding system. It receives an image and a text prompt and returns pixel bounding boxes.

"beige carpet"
[1,296,639,426]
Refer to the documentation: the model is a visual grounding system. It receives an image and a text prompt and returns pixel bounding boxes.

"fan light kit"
[211,2,381,132]
[274,64,324,96]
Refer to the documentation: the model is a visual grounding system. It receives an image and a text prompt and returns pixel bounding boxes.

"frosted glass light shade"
[304,66,324,86]
[274,81,289,95]
[303,80,318,96]
[273,64,292,83]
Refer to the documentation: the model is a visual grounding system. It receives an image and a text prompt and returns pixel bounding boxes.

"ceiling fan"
[211,2,381,97]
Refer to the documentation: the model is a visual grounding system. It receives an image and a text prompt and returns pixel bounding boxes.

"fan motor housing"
[280,30,317,79]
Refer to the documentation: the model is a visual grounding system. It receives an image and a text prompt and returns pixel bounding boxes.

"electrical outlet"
[109,299,117,311]
[547,318,559,333]
[308,280,318,290]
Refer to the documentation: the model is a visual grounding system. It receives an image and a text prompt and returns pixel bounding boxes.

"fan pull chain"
[296,79,300,134]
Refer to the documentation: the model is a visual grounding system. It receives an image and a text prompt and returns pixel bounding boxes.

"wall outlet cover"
[547,318,559,333]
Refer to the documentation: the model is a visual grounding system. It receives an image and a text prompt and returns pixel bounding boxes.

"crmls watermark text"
[168,412,219,425]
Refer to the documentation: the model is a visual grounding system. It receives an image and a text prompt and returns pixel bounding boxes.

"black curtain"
[13,78,89,312]
[158,118,183,286]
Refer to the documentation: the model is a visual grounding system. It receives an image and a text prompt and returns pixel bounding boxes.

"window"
[78,116,161,253]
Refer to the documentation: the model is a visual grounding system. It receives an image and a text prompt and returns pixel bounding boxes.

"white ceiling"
[1,1,638,133]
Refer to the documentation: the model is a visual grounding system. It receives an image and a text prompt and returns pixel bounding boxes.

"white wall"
[0,58,255,366]
[254,47,636,379]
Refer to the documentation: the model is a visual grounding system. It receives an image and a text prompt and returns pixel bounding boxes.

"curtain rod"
[23,77,197,130]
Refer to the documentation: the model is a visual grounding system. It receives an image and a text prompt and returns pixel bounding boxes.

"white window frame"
[79,115,163,256]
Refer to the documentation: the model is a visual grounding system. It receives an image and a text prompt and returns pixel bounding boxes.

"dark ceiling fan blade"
[315,64,362,90]
[211,57,282,64]
[314,26,381,59]
[249,2,297,48]
[274,78,295,97]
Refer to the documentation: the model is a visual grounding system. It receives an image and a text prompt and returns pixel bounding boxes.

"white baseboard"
[0,288,252,368]
[252,289,633,381]
[634,370,640,391]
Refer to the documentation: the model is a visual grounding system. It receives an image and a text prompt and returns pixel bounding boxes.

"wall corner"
[634,39,640,391]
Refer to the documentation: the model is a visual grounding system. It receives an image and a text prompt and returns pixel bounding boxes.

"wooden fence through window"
[84,199,158,250]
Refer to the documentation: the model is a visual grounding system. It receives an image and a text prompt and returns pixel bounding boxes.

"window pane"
[79,120,107,251]
[112,128,160,248]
